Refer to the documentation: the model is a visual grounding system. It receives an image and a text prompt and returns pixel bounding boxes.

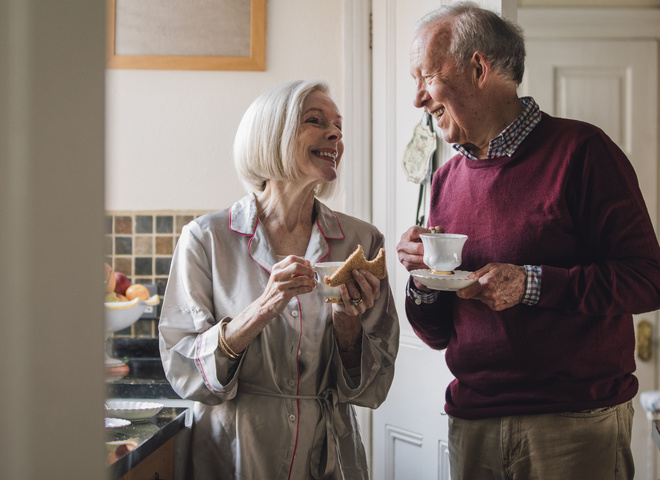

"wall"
[105,0,346,213]
[1,1,106,478]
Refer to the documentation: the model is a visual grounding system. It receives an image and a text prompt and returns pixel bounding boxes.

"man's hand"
[397,226,432,271]
[397,225,435,291]
[457,263,526,311]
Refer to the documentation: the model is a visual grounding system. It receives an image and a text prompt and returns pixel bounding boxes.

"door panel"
[521,37,660,479]
[372,4,660,478]
[371,0,458,478]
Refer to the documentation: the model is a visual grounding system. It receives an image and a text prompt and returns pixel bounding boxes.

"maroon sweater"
[406,113,660,419]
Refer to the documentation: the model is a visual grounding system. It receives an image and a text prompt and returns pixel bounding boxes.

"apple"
[114,272,131,296]
[104,263,116,293]
[114,442,136,458]
[104,292,119,303]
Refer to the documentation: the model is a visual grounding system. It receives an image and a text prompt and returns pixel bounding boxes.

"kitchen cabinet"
[107,407,188,480]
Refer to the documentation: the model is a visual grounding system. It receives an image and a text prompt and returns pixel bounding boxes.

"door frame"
[366,4,660,479]
[342,0,373,224]
[342,0,375,466]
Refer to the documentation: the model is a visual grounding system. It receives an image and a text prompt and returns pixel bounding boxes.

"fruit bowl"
[104,295,160,333]
[104,295,159,369]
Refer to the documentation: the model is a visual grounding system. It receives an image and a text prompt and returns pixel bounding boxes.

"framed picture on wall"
[106,0,266,71]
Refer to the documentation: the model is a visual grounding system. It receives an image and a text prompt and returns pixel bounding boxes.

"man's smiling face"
[409,23,481,150]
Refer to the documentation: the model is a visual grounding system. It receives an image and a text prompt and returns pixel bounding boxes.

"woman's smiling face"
[295,90,344,186]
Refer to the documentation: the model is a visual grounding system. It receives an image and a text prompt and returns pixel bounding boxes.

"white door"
[371,4,660,480]
[370,1,486,479]
[521,37,660,479]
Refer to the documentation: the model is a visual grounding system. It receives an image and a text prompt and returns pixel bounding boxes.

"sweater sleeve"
[537,130,660,315]
[404,280,456,350]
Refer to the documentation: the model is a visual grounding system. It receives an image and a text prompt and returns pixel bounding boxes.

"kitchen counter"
[107,377,179,399]
[106,337,181,399]
[107,406,189,479]
[653,420,660,451]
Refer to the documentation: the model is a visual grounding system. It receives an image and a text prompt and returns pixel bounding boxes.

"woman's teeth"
[315,151,336,160]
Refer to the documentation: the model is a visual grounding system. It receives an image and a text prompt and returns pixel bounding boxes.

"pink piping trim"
[196,330,224,394]
[228,208,257,237]
[229,211,272,274]
[316,210,345,240]
[227,202,356,475]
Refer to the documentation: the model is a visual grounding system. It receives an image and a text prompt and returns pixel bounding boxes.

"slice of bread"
[323,245,386,287]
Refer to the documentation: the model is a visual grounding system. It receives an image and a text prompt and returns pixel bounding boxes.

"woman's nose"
[327,125,342,141]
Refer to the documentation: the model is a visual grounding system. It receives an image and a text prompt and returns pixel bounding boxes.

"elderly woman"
[159,80,399,480]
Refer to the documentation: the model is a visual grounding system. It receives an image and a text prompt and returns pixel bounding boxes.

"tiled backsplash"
[105,211,210,337]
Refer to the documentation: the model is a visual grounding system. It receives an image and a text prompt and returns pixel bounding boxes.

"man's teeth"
[433,107,445,118]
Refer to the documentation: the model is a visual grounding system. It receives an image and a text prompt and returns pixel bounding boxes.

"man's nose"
[413,82,429,109]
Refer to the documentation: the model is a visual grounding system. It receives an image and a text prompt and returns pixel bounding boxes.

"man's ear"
[470,51,491,88]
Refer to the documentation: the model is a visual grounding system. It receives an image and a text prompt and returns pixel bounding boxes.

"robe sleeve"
[158,223,242,405]
[333,235,400,409]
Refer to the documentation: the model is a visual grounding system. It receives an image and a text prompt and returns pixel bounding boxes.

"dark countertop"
[653,420,660,451]
[107,376,180,399]
[106,406,188,479]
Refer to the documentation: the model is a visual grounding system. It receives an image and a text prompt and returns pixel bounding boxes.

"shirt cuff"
[406,276,439,305]
[522,265,542,305]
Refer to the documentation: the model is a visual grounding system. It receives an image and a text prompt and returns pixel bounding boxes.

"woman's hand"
[222,256,316,357]
[331,269,381,366]
[333,269,381,317]
[258,256,317,318]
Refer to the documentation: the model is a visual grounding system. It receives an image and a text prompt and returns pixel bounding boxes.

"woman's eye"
[305,116,321,125]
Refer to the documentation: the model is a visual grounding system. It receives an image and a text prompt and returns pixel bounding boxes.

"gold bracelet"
[219,319,242,360]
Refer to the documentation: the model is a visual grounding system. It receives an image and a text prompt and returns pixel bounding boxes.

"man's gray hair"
[233,79,338,199]
[415,1,526,85]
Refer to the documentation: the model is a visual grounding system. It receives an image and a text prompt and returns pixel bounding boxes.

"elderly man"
[396,2,660,479]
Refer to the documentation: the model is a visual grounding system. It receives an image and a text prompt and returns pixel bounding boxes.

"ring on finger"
[351,297,363,307]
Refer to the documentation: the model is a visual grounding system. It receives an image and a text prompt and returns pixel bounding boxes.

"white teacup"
[313,262,344,303]
[420,233,468,274]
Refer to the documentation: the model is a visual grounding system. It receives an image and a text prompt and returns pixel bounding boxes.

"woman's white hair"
[233,79,339,199]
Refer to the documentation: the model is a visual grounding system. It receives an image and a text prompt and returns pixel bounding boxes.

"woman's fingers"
[337,269,381,315]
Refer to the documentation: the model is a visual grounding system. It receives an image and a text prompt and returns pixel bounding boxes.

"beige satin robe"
[159,195,399,480]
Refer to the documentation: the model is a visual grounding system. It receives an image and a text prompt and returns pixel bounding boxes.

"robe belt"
[239,384,349,479]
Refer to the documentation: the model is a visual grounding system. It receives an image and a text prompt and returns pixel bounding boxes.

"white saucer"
[410,269,476,291]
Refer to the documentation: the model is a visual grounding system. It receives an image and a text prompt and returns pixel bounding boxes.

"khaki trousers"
[448,401,634,480]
